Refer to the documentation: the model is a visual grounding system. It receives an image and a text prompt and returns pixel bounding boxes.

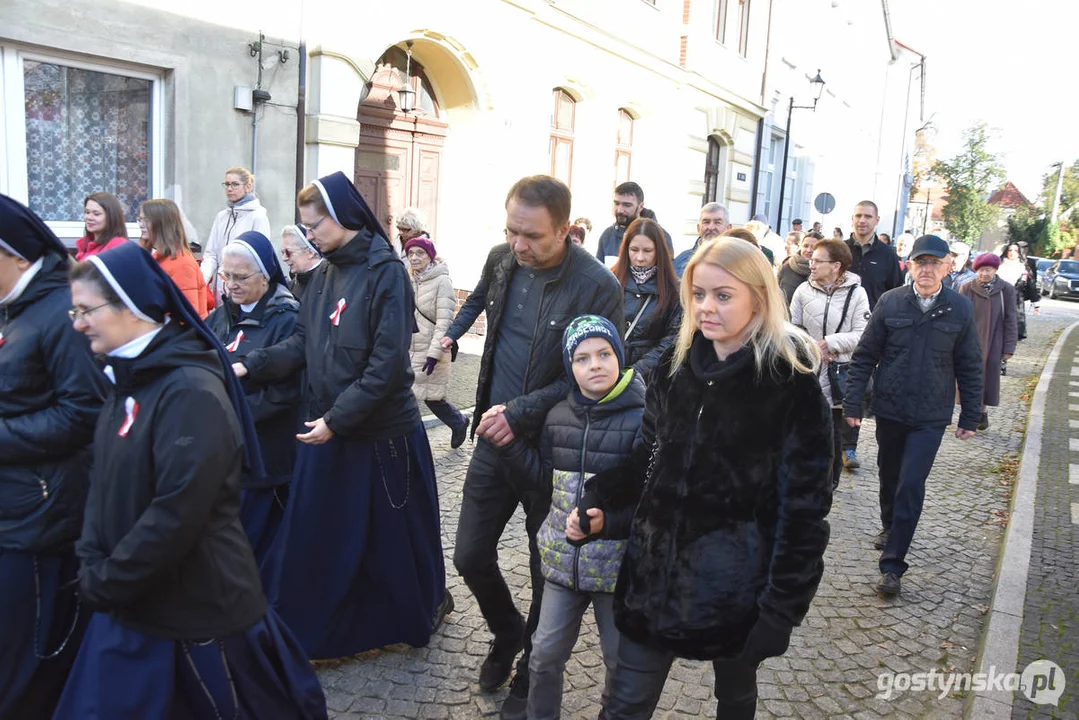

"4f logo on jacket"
[225,330,245,353]
[118,396,139,437]
[330,298,348,327]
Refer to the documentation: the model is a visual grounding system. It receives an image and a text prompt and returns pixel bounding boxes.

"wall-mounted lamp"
[398,41,416,114]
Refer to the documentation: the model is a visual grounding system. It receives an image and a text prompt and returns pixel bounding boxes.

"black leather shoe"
[479,620,524,692]
[433,589,455,632]
[874,529,890,550]
[499,668,529,719]
[977,412,989,431]
[877,572,901,597]
[451,423,468,449]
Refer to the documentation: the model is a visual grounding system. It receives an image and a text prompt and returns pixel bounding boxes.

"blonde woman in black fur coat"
[580,238,834,719]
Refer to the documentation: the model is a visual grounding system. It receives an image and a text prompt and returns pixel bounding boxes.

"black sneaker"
[499,668,529,720]
[479,620,525,692]
[451,423,468,449]
[877,572,901,597]
[433,589,455,632]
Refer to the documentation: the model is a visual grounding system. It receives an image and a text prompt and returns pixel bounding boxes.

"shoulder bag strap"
[831,286,856,336]
[624,295,653,341]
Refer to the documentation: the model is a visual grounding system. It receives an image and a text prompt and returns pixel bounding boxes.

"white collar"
[240,301,258,313]
[0,257,44,306]
[103,320,168,383]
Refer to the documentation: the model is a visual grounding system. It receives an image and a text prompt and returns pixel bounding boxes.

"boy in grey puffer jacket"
[497,315,644,720]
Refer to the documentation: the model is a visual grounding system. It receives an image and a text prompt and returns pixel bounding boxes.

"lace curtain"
[23,60,151,222]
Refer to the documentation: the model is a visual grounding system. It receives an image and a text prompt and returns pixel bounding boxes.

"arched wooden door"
[356,47,448,241]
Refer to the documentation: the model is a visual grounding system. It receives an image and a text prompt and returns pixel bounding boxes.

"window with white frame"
[1,47,161,236]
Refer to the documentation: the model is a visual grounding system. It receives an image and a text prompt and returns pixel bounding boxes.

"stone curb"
[967,321,1079,718]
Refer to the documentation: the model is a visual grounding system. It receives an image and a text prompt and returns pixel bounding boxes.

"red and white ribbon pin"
[225,330,245,353]
[118,396,139,437]
[0,332,5,349]
[329,298,347,327]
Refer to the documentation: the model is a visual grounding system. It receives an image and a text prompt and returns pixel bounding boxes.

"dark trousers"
[841,421,860,453]
[425,399,467,431]
[604,635,758,720]
[830,409,843,489]
[875,416,946,577]
[453,438,549,664]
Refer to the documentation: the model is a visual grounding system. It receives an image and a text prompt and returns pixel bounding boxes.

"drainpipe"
[751,0,775,218]
[295,40,307,222]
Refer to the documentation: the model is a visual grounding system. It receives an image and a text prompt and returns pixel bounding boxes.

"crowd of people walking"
[0,162,1036,718]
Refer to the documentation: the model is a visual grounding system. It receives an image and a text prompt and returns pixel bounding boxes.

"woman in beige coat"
[405,236,468,448]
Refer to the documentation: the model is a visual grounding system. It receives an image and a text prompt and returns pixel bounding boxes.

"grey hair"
[700,202,729,222]
[397,207,428,234]
[281,225,318,255]
[220,242,261,269]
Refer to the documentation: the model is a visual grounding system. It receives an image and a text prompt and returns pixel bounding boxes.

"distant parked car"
[1044,259,1079,300]
[1034,258,1054,295]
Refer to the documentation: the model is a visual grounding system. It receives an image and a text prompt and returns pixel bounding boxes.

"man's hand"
[232,362,248,378]
[817,339,831,360]
[476,405,515,447]
[845,417,862,428]
[1003,353,1013,360]
[422,357,438,375]
[566,507,605,542]
[440,336,454,353]
[1033,305,1042,315]
[955,428,976,440]
[297,417,334,444]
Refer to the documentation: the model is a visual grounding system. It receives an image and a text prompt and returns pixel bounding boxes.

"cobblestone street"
[315,302,1079,719]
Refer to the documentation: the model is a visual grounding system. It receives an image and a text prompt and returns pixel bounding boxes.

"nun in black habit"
[0,195,105,719]
[55,242,327,719]
[206,230,301,565]
[235,171,449,659]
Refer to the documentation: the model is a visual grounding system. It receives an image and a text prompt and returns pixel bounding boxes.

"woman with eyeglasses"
[0,195,107,719]
[206,231,301,563]
[56,242,326,719]
[280,225,323,303]
[233,172,449,659]
[997,242,1040,341]
[202,167,271,301]
[788,238,870,489]
[139,199,209,318]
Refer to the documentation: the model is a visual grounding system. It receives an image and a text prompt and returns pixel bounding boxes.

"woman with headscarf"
[959,253,1018,431]
[997,242,1040,340]
[0,195,107,719]
[203,167,272,300]
[55,242,326,718]
[207,231,301,564]
[280,224,323,303]
[139,198,209,318]
[233,171,450,659]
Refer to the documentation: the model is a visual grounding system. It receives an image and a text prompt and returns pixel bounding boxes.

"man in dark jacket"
[844,234,983,598]
[595,182,673,265]
[443,176,622,716]
[841,200,904,471]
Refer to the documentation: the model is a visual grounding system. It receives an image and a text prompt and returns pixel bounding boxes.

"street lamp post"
[776,70,825,234]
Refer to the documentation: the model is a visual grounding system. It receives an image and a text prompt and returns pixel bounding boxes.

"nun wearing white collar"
[235,171,451,659]
[206,231,302,565]
[55,242,327,719]
[0,195,106,719]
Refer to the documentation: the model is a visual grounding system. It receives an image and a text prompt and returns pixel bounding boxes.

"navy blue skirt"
[52,609,327,719]
[239,484,290,567]
[0,548,85,720]
[262,422,446,659]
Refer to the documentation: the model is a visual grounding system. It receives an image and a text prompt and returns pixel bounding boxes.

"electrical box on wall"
[234,86,252,112]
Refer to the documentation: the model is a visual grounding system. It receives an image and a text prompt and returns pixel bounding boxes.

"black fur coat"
[590,333,833,660]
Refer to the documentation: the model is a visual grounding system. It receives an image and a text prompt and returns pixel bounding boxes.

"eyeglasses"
[281,248,293,259]
[808,258,839,265]
[396,226,411,234]
[218,271,258,285]
[306,216,329,233]
[222,181,244,189]
[911,258,946,267]
[68,302,112,322]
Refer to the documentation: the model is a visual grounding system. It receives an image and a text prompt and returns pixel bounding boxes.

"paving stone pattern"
[1012,309,1079,720]
[316,301,1079,719]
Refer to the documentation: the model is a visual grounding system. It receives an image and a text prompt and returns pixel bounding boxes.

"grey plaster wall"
[0,0,302,244]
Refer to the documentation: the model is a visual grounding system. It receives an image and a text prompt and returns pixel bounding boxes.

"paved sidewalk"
[315,302,1079,719]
